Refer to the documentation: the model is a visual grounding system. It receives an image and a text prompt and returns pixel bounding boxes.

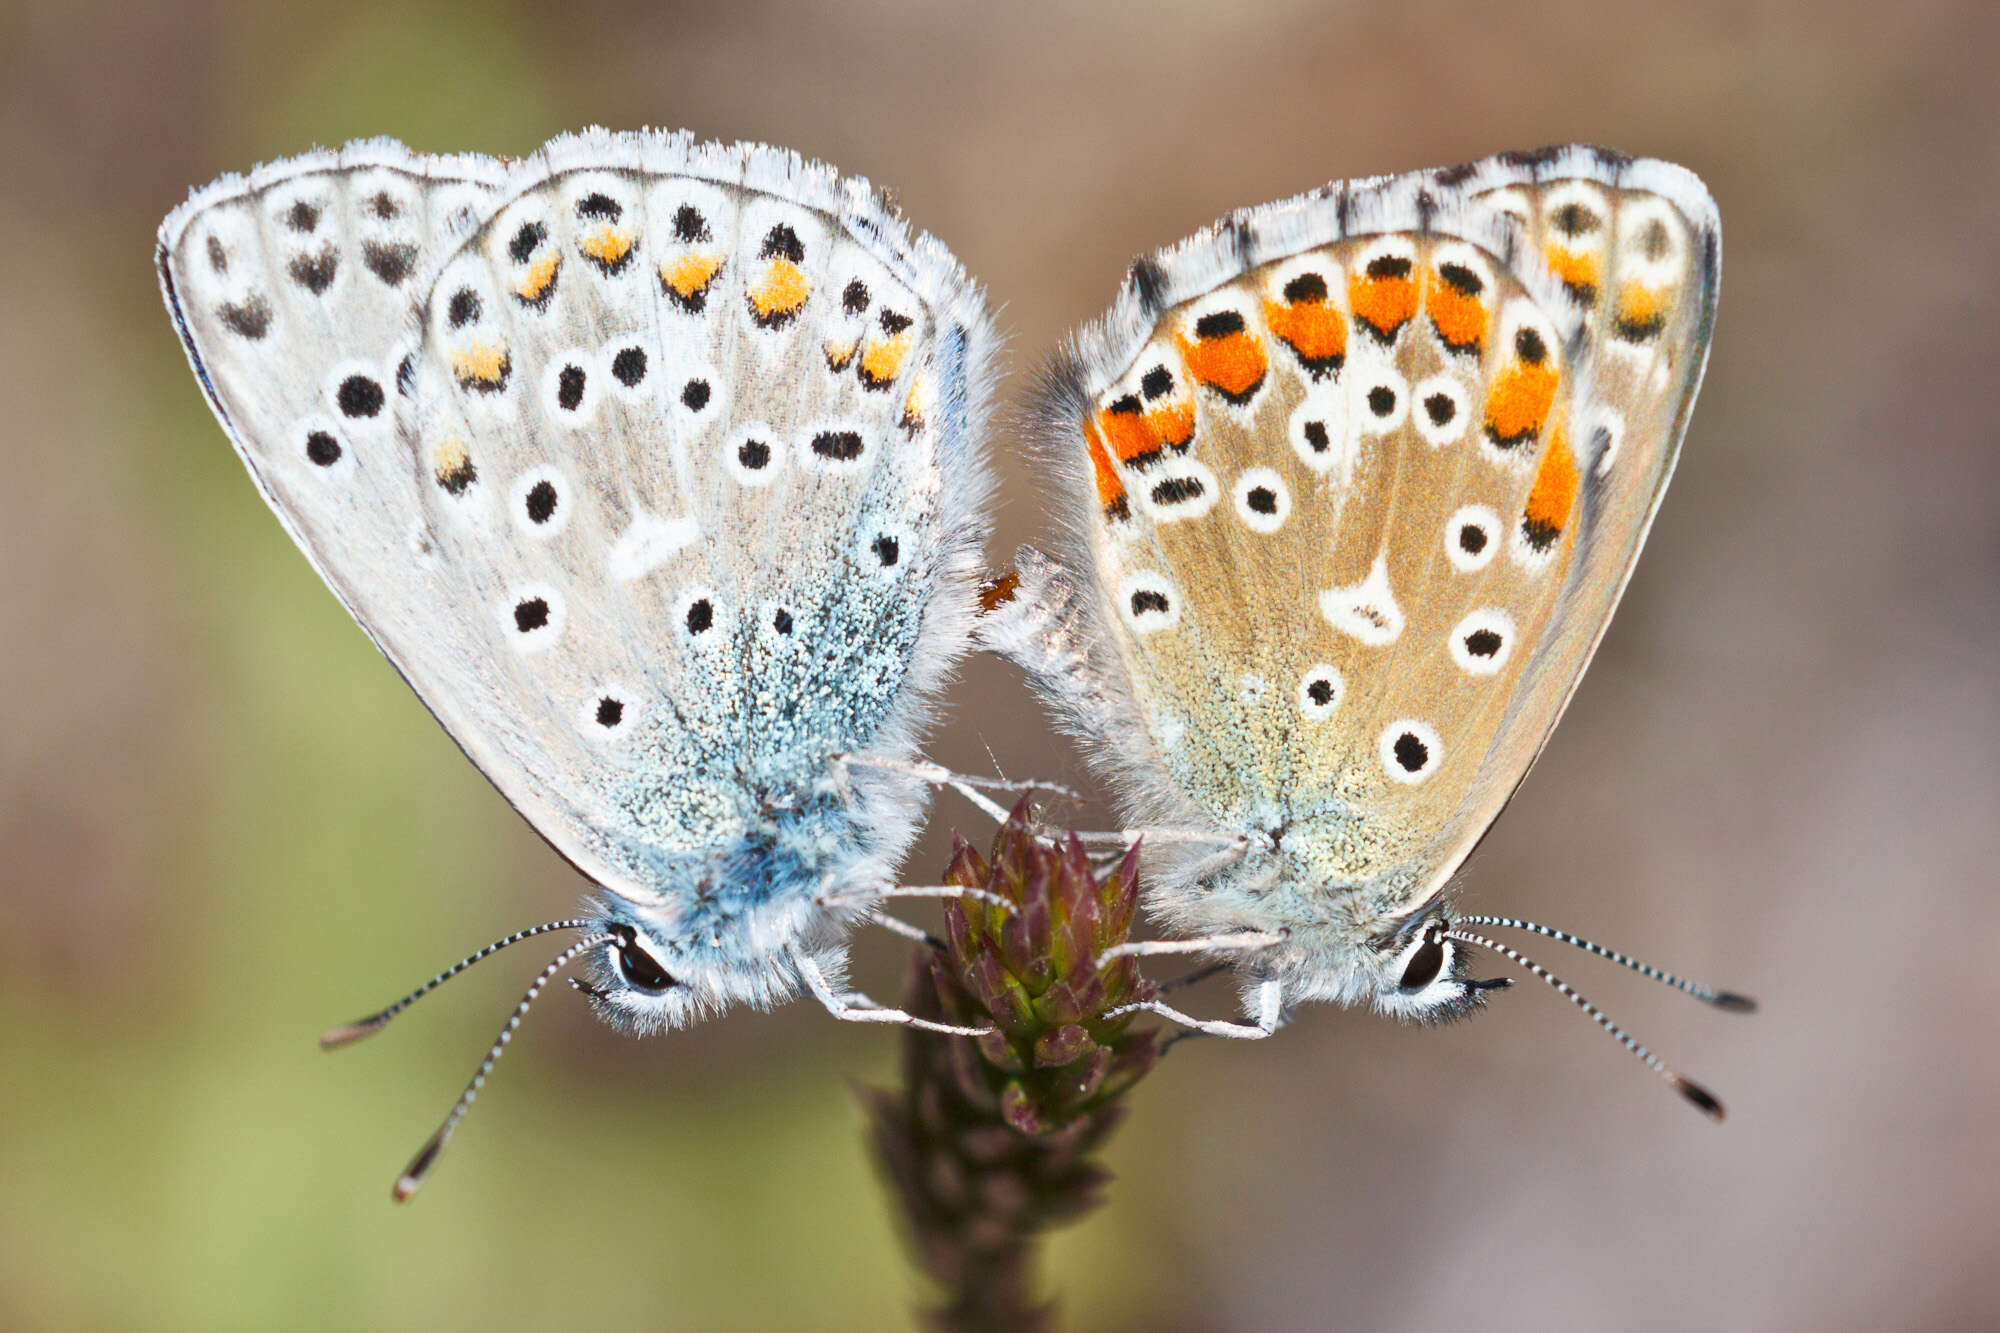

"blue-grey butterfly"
[984,146,1752,1112]
[158,128,1001,1194]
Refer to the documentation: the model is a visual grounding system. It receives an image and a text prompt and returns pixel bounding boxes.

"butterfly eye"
[613,937,676,994]
[1398,930,1448,991]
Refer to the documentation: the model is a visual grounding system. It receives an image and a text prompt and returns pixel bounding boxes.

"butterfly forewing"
[1018,147,1717,907]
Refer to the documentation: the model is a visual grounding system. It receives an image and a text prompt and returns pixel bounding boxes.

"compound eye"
[614,938,676,994]
[1397,931,1447,991]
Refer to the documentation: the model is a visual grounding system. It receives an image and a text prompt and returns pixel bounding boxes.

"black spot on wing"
[1437,262,1484,296]
[447,288,481,328]
[1282,272,1328,303]
[811,430,864,461]
[362,241,415,286]
[288,248,338,295]
[437,455,477,495]
[513,598,550,633]
[218,296,271,339]
[760,223,805,263]
[1127,255,1168,319]
[673,205,710,243]
[508,221,546,264]
[1150,475,1205,506]
[612,346,647,386]
[337,375,384,418]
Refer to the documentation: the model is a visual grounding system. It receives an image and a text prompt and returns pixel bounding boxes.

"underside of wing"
[160,130,995,903]
[1009,146,1718,906]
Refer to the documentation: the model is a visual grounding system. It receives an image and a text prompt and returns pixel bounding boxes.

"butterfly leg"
[818,883,1016,915]
[1104,977,1286,1040]
[1075,828,1261,881]
[1100,931,1286,964]
[834,753,1078,826]
[865,909,942,949]
[790,947,996,1038]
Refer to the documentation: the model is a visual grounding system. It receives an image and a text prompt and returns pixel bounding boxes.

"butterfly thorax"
[1142,811,1432,998]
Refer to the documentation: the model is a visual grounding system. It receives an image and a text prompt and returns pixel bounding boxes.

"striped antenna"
[393,932,614,1203]
[1457,915,1757,1012]
[320,919,597,1049]
[1443,927,1728,1122]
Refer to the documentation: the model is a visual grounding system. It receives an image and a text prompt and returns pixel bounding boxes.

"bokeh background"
[4,1,1996,1328]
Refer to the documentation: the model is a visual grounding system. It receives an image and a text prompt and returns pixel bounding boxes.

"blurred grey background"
[3,0,1996,1328]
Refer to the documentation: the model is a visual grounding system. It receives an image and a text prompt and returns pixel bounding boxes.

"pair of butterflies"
[159,128,1735,1193]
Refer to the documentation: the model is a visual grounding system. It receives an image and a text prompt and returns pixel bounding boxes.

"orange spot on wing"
[661,251,725,299]
[1348,264,1417,340]
[1083,418,1128,518]
[1178,330,1267,402]
[1426,270,1488,352]
[432,435,473,486]
[901,376,931,434]
[749,258,809,322]
[1523,420,1579,547]
[450,341,508,385]
[1263,297,1347,371]
[1147,399,1195,449]
[1097,400,1162,465]
[513,252,560,301]
[1544,245,1600,303]
[859,332,912,388]
[1613,283,1670,340]
[580,226,635,268]
[1483,360,1560,447]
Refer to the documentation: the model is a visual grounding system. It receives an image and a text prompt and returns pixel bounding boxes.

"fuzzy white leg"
[1105,978,1285,1040]
[834,753,1077,825]
[1068,826,1257,852]
[864,911,937,946]
[1100,931,1286,964]
[819,884,1016,915]
[790,948,994,1038]
[1079,829,1260,886]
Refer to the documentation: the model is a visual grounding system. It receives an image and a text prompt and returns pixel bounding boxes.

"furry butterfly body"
[159,129,996,1032]
[987,146,1720,1024]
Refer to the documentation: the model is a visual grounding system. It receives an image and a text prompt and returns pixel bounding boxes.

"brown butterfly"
[986,146,1752,1114]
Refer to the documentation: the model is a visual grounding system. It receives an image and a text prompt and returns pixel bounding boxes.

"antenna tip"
[393,1131,448,1203]
[319,1013,392,1050]
[1672,1075,1727,1122]
[1708,990,1759,1014]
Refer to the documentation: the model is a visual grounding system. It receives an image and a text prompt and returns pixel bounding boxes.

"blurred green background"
[4,0,1996,1328]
